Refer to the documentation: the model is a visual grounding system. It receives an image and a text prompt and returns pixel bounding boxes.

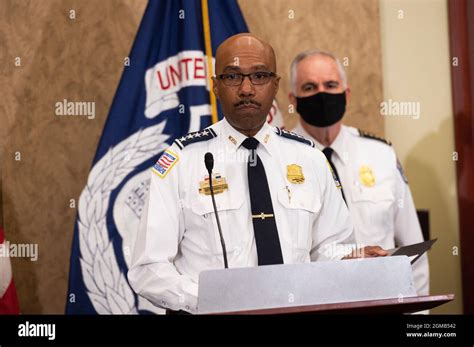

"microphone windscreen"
[204,152,214,172]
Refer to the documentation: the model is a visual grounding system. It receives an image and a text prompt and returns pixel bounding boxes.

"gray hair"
[290,50,348,93]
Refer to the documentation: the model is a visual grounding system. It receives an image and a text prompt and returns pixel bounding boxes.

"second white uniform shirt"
[292,122,429,296]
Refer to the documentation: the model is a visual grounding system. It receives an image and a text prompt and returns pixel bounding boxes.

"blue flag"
[66,0,248,314]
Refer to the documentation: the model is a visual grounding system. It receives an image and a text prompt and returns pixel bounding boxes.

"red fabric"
[0,279,20,314]
[0,227,20,314]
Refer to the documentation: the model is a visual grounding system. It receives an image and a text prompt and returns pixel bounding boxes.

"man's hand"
[342,245,388,260]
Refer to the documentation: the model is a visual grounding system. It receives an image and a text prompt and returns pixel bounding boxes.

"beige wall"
[239,0,384,135]
[380,0,463,313]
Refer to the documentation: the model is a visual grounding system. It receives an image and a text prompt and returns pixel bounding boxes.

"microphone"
[204,152,228,268]
[204,152,214,173]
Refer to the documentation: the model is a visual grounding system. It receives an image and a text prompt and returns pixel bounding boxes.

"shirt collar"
[221,117,275,156]
[293,121,348,164]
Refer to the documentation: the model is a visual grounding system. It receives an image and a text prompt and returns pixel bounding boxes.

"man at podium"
[128,34,387,314]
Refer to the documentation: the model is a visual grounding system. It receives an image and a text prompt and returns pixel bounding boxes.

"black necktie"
[322,147,347,204]
[241,137,284,265]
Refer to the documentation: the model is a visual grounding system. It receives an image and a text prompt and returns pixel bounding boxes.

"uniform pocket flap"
[277,188,321,213]
[191,192,243,216]
[352,186,394,202]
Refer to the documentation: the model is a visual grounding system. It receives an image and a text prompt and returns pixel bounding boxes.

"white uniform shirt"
[128,118,355,313]
[292,123,429,296]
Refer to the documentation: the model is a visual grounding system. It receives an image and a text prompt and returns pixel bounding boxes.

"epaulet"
[174,128,217,149]
[358,129,392,146]
[274,127,315,147]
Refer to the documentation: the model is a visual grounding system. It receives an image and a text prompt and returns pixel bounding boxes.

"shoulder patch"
[274,127,315,147]
[174,128,217,149]
[358,129,392,146]
[152,149,179,178]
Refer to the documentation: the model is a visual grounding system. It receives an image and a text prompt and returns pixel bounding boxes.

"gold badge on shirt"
[359,165,375,187]
[287,164,305,184]
[199,173,229,195]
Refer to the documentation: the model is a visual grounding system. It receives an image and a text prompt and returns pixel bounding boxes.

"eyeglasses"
[216,72,277,86]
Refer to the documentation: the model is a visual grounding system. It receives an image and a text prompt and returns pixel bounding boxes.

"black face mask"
[296,92,346,127]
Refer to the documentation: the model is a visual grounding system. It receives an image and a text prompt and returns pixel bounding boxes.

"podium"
[211,295,454,314]
[197,256,453,315]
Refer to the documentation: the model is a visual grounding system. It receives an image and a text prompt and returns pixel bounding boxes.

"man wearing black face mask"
[289,50,430,301]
